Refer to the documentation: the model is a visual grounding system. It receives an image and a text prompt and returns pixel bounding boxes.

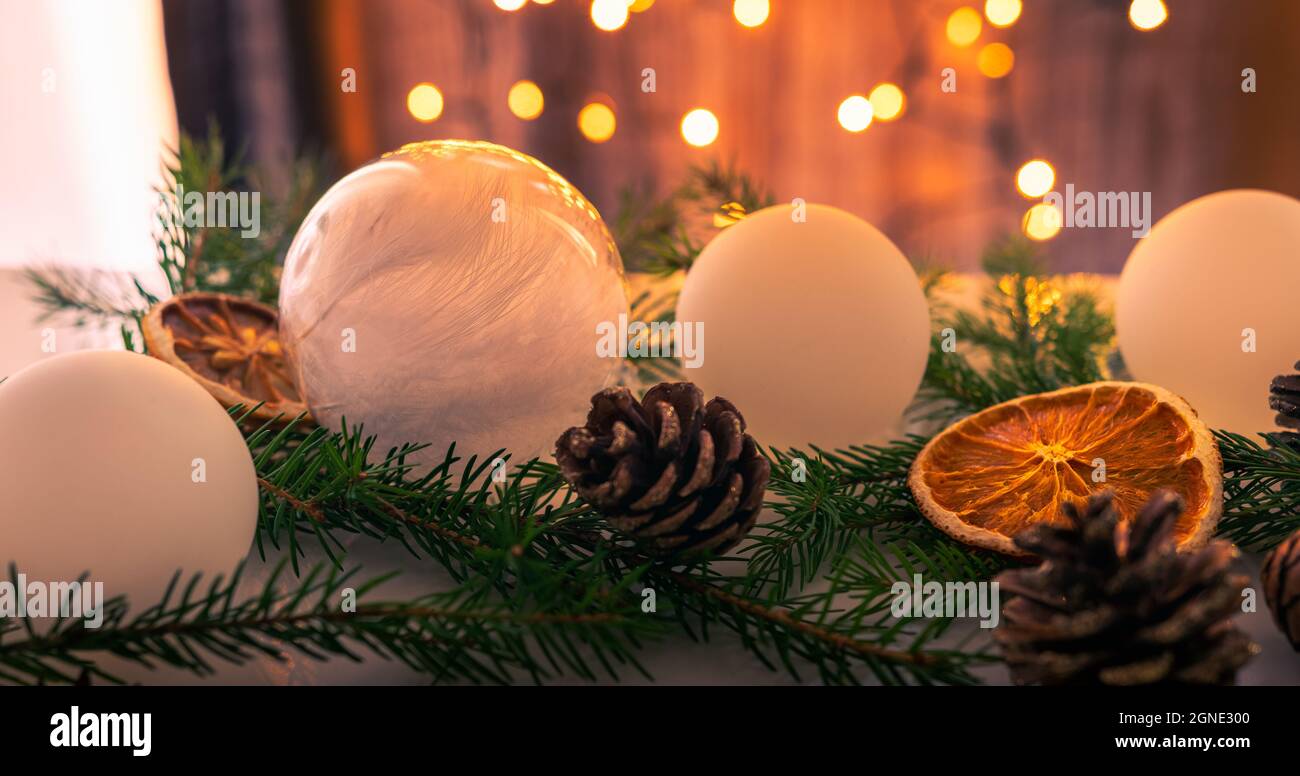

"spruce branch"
[1216,430,1300,551]
[0,561,653,686]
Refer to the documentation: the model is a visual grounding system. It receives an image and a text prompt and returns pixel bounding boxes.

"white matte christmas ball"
[1117,190,1300,433]
[0,350,258,610]
[279,140,628,466]
[676,203,930,450]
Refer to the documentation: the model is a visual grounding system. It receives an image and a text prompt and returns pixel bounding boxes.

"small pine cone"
[995,491,1257,686]
[1270,362,1300,430]
[1262,530,1300,650]
[555,382,770,556]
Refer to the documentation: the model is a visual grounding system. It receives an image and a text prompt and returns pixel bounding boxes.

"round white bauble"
[0,350,258,611]
[676,203,930,450]
[1117,189,1300,434]
[279,140,628,466]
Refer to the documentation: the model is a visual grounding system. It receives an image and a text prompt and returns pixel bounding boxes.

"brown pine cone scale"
[1261,530,1300,650]
[556,382,770,556]
[1270,362,1300,429]
[995,490,1257,685]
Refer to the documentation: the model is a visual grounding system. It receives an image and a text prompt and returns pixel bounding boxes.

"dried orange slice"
[909,382,1222,557]
[143,292,310,424]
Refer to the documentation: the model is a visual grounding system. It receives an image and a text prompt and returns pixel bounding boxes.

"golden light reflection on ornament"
[1023,202,1063,242]
[977,42,1015,78]
[406,83,443,122]
[984,0,1022,28]
[1129,0,1168,30]
[867,83,905,121]
[946,7,982,47]
[507,80,544,120]
[733,0,770,28]
[578,102,617,142]
[1016,159,1055,198]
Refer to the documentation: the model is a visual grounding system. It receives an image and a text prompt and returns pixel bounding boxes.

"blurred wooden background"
[162,0,1300,272]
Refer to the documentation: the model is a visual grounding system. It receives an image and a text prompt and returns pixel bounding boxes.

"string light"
[946,7,982,47]
[1023,202,1063,241]
[1128,0,1168,31]
[578,102,616,142]
[591,0,629,31]
[837,95,873,133]
[733,0,770,28]
[406,83,444,122]
[867,83,905,121]
[507,80,544,120]
[977,42,1015,78]
[1016,160,1055,198]
[493,0,527,10]
[983,0,1022,28]
[681,108,720,147]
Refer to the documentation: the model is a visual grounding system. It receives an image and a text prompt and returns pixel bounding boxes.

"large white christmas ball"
[0,350,258,611]
[1117,190,1300,433]
[279,140,628,466]
[676,204,930,450]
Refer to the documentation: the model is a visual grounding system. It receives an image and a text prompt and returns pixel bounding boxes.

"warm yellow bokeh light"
[733,0,770,28]
[977,42,1015,78]
[533,0,556,5]
[629,0,655,11]
[867,83,905,122]
[406,83,444,122]
[681,108,720,147]
[1016,159,1056,198]
[1023,202,1063,241]
[837,95,873,133]
[507,80,544,120]
[984,0,1022,27]
[494,0,527,10]
[1129,0,1168,30]
[946,7,982,47]
[591,0,629,30]
[578,102,617,143]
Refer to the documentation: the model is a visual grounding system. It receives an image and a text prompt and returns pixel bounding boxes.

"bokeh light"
[984,0,1022,28]
[681,109,720,147]
[946,7,982,47]
[494,0,527,10]
[1016,159,1056,198]
[1129,0,1168,31]
[733,0,770,28]
[977,42,1015,78]
[406,83,444,122]
[1023,202,1063,241]
[591,0,629,31]
[837,95,873,133]
[629,0,655,11]
[533,0,556,5]
[578,102,617,142]
[507,80,544,120]
[867,83,905,122]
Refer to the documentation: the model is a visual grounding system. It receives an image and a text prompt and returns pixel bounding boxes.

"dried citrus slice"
[909,382,1221,557]
[142,292,310,424]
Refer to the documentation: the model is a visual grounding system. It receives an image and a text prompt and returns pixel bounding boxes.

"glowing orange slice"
[909,382,1222,557]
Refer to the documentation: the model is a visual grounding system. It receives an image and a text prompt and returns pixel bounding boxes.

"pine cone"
[1262,530,1300,650]
[1270,362,1300,430]
[994,491,1256,685]
[555,382,770,556]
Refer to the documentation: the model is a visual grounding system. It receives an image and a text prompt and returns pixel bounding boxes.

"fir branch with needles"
[0,561,654,686]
